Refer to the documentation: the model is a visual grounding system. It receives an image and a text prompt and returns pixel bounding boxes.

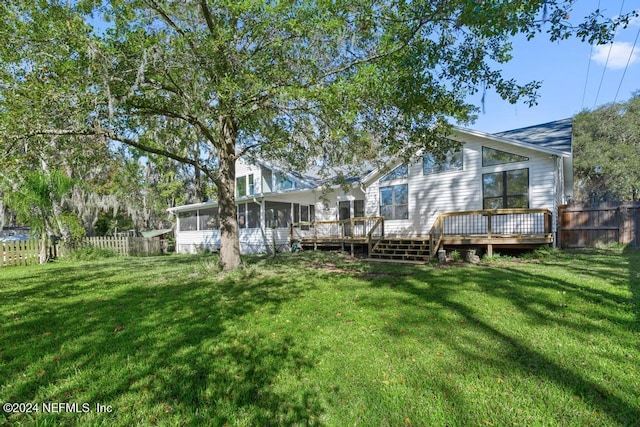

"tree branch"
[8,128,222,187]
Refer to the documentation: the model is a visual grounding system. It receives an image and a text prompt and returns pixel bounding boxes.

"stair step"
[369,253,429,261]
[375,245,428,250]
[365,258,428,265]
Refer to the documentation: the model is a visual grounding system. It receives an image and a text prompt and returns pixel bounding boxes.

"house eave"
[451,126,570,158]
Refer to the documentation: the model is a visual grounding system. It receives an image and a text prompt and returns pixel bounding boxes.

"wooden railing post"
[487,211,493,257]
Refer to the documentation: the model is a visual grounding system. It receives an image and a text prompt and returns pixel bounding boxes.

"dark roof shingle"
[493,118,572,155]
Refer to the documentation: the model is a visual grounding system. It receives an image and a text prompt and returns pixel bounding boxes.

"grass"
[1,248,639,426]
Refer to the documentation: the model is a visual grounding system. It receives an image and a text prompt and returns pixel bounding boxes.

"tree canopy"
[573,93,640,203]
[1,0,637,269]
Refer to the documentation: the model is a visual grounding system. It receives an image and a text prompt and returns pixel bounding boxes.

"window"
[423,149,463,174]
[236,203,260,228]
[354,200,365,217]
[294,203,300,223]
[482,147,528,167]
[261,167,272,193]
[380,164,408,182]
[178,211,197,231]
[247,203,260,228]
[236,176,246,197]
[248,174,255,195]
[482,168,529,209]
[300,205,310,230]
[266,201,291,228]
[380,184,408,220]
[199,207,219,230]
[274,173,295,191]
[237,204,247,228]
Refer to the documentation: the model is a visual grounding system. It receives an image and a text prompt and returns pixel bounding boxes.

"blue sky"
[467,0,640,133]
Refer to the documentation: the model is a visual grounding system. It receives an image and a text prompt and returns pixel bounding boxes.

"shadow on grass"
[360,249,640,425]
[625,247,640,330]
[0,255,323,425]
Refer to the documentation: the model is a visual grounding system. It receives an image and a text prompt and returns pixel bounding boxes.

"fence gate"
[558,202,640,248]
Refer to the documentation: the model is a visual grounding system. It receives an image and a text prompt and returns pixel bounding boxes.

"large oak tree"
[1,0,636,269]
[573,93,640,203]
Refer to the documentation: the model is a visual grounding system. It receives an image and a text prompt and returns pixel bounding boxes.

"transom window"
[380,184,408,220]
[423,149,463,174]
[380,165,408,182]
[482,147,529,167]
[482,168,529,209]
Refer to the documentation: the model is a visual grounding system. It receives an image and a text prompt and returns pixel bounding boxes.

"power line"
[614,26,640,102]
[593,0,626,108]
[581,0,601,109]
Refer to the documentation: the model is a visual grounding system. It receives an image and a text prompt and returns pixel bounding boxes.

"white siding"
[176,230,220,254]
[176,228,292,255]
[366,134,560,237]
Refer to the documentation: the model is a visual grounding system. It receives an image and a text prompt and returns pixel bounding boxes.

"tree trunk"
[39,227,48,264]
[217,116,242,271]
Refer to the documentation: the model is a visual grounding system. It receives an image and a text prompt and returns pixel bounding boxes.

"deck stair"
[368,238,431,263]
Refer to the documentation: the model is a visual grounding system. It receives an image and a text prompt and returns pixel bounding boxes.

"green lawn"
[1,249,639,426]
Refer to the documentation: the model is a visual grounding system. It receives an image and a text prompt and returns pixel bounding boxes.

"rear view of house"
[169,119,573,260]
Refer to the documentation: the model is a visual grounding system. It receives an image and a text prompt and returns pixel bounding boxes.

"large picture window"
[423,149,463,174]
[380,184,408,220]
[482,168,529,209]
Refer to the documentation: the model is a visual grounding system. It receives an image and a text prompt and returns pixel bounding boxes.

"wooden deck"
[291,209,553,260]
[432,209,553,256]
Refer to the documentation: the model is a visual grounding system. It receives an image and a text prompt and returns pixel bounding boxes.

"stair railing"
[367,217,385,254]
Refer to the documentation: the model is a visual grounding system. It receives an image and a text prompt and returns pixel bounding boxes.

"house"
[168,118,573,260]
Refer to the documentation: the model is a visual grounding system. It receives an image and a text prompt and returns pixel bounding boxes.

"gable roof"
[493,118,572,155]
[362,119,573,186]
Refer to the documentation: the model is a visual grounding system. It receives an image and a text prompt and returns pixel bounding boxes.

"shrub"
[65,247,117,261]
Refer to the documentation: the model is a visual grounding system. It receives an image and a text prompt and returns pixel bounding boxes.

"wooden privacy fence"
[558,202,640,248]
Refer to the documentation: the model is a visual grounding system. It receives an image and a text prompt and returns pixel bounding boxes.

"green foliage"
[59,212,87,240]
[520,245,560,261]
[574,93,640,202]
[449,250,462,262]
[64,247,117,261]
[5,170,74,236]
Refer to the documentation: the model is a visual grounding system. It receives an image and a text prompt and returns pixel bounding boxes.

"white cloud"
[591,42,640,69]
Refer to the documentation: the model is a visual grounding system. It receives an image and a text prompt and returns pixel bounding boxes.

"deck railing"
[429,208,553,254]
[290,217,384,247]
